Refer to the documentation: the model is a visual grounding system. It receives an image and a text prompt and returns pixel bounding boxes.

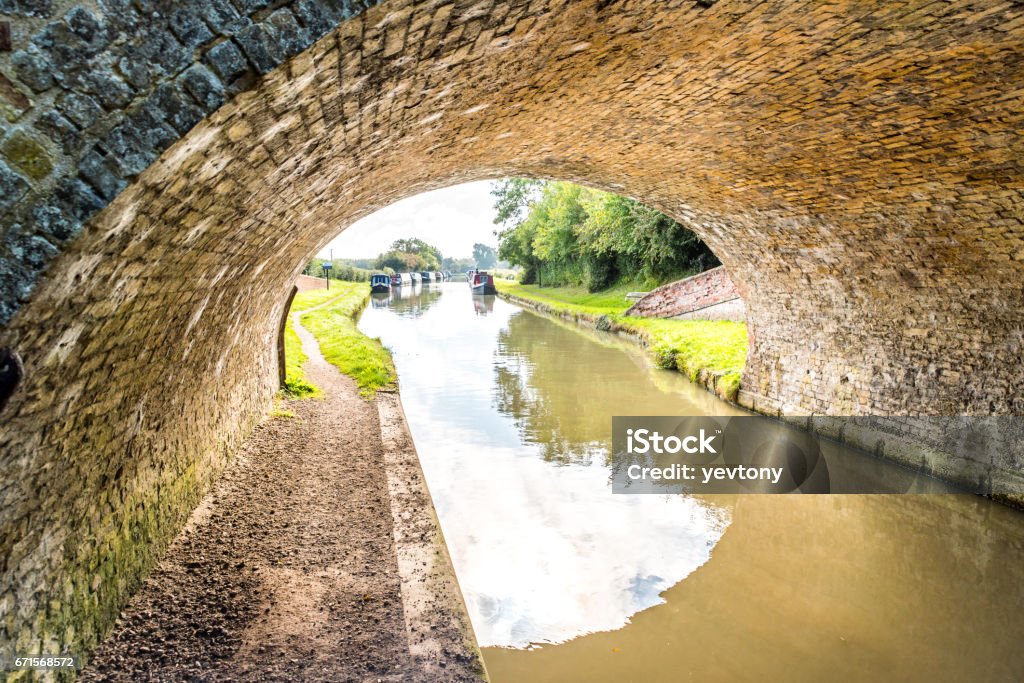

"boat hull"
[371,284,391,294]
[471,283,497,295]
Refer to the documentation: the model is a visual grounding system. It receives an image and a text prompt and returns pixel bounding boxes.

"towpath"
[81,304,483,682]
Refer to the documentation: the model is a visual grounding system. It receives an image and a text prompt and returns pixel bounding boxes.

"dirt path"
[80,308,483,682]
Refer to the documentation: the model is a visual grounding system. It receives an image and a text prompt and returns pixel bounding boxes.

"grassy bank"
[283,284,396,399]
[298,283,396,398]
[497,281,747,401]
[282,288,349,397]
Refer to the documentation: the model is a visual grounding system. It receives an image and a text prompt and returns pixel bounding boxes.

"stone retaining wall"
[626,267,745,321]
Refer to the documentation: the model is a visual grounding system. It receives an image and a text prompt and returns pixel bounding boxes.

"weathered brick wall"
[626,266,745,321]
[295,273,328,291]
[0,0,1023,669]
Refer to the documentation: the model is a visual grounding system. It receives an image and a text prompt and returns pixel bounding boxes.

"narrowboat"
[370,273,392,294]
[409,272,421,285]
[466,269,476,285]
[420,271,434,283]
[391,272,412,287]
[470,271,497,295]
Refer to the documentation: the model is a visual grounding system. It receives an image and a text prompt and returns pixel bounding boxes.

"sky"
[317,181,499,260]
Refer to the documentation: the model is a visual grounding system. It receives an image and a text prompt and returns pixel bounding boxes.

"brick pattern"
[626,266,744,321]
[295,273,329,291]
[0,0,1022,668]
[0,0,386,325]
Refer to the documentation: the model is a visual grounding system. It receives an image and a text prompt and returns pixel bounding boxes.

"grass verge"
[298,282,396,399]
[496,281,747,401]
[281,289,342,398]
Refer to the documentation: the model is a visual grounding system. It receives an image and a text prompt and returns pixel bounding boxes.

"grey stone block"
[79,150,126,201]
[266,8,310,55]
[0,160,29,213]
[201,0,242,35]
[180,64,225,111]
[81,68,135,110]
[98,119,161,176]
[150,83,204,135]
[235,23,278,75]
[32,204,80,242]
[295,0,336,39]
[98,0,144,34]
[35,112,82,155]
[11,47,55,93]
[53,177,105,223]
[0,0,55,18]
[0,257,33,324]
[204,40,249,82]
[118,55,153,91]
[125,107,179,156]
[233,0,273,14]
[149,32,192,77]
[171,8,215,50]
[5,233,58,270]
[64,7,109,51]
[58,93,103,130]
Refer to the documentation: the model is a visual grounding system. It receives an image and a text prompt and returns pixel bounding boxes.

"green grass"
[299,283,396,399]
[497,281,638,315]
[624,318,747,398]
[281,286,343,398]
[496,280,747,401]
[282,316,318,398]
[291,286,348,312]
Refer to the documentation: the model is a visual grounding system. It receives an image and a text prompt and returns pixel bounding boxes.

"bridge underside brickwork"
[1,0,1022,663]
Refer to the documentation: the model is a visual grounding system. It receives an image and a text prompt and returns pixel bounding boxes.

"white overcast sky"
[317,181,499,260]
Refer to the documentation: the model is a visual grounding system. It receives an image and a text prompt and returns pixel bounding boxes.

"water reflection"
[372,282,441,316]
[473,294,496,316]
[359,284,730,647]
[358,283,1024,681]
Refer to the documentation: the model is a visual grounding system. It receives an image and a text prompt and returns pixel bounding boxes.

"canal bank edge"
[300,284,487,678]
[495,290,1024,510]
[377,392,490,681]
[496,289,740,402]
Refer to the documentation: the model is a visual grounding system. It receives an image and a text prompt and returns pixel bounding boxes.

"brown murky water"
[359,282,1024,683]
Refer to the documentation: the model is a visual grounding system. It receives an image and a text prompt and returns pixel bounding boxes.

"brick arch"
[1,0,1023,662]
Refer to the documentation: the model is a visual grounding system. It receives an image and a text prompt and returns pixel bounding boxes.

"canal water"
[358,282,1024,683]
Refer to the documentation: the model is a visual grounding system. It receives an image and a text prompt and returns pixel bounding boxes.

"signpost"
[322,262,332,290]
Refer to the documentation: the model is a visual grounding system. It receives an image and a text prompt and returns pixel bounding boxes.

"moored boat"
[470,271,497,295]
[391,272,412,287]
[370,273,392,294]
[420,271,434,283]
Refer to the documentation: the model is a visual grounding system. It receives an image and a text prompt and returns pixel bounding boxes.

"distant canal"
[358,282,1024,683]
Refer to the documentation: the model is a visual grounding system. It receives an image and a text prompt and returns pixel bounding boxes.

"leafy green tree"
[472,243,497,268]
[374,238,444,272]
[493,178,717,291]
[491,178,544,227]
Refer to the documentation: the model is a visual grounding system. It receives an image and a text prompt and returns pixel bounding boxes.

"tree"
[374,238,444,272]
[491,178,543,228]
[388,238,442,269]
[442,256,476,272]
[494,178,717,291]
[472,243,497,268]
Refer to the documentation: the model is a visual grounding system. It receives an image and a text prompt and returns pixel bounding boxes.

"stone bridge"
[1,0,1023,666]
